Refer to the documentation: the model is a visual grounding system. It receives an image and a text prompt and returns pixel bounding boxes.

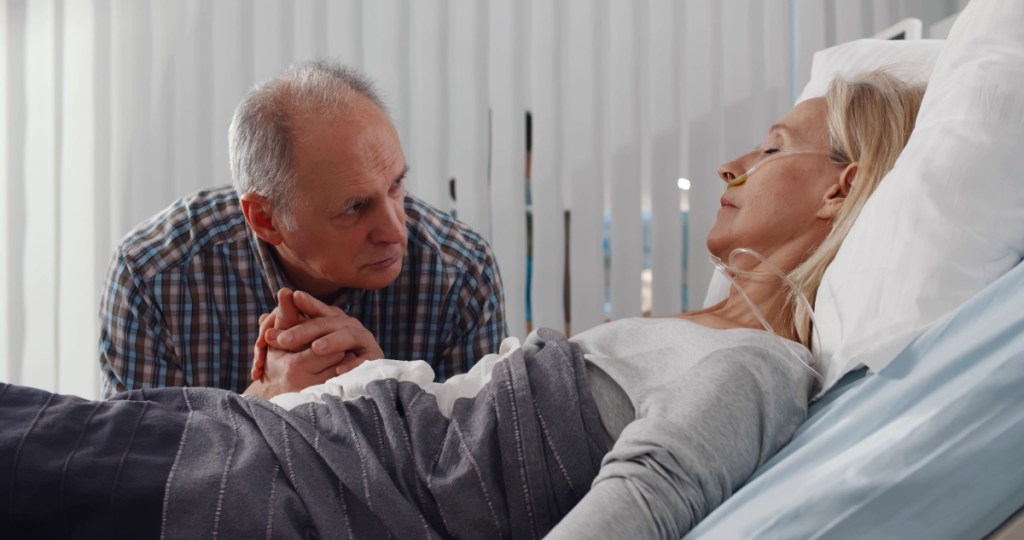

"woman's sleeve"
[546,345,811,539]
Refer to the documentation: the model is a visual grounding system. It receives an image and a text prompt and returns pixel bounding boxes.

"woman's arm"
[547,345,812,539]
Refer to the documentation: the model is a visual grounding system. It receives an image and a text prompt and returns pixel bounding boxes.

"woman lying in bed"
[0,71,923,539]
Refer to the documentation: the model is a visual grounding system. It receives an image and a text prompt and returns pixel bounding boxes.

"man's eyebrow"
[333,165,409,211]
[334,194,369,212]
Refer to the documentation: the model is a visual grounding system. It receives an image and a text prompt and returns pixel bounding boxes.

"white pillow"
[703,38,945,311]
[796,38,943,103]
[814,0,1024,394]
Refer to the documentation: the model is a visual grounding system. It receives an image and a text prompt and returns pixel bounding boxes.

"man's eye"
[342,202,365,216]
[390,178,404,195]
[763,148,780,155]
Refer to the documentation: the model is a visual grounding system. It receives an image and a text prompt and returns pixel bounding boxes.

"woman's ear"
[818,162,859,219]
[239,193,284,245]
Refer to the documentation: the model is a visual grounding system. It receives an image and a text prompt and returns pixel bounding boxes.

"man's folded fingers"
[293,290,348,319]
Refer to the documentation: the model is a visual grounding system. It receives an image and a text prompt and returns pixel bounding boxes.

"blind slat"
[527,0,566,331]
[23,0,59,390]
[565,0,606,335]
[488,0,528,340]
[607,0,644,320]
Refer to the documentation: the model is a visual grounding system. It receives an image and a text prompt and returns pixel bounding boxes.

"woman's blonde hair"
[786,70,926,348]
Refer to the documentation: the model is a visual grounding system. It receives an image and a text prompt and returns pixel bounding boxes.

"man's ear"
[240,193,284,245]
[818,162,859,220]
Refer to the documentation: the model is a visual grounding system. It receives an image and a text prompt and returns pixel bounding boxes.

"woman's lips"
[720,196,736,208]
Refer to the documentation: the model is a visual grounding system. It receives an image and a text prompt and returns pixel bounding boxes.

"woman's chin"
[705,233,729,261]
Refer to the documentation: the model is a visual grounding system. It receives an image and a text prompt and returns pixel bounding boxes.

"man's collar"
[251,229,291,293]
[250,231,365,311]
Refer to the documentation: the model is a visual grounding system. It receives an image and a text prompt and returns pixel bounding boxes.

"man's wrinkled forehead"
[287,113,405,203]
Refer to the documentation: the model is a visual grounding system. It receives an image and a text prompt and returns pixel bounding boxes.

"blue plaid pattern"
[99,186,507,398]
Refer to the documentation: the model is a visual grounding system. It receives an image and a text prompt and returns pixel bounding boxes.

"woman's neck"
[681,273,795,339]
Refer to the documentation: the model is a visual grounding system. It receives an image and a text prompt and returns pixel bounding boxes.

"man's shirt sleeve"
[440,243,508,378]
[98,249,184,398]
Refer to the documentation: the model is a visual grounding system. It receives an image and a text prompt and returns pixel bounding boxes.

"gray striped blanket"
[1,328,611,539]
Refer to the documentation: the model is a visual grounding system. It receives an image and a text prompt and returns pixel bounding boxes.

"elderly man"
[98,60,507,398]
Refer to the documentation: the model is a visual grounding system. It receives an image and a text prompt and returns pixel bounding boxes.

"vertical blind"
[1,0,964,399]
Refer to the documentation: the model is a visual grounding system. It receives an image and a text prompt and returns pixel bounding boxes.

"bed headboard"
[871,17,923,40]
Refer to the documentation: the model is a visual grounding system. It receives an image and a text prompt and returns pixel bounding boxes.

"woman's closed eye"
[749,148,781,168]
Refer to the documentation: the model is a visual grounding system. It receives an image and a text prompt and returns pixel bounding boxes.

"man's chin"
[357,261,404,290]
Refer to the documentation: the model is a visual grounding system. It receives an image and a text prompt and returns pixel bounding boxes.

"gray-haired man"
[99,60,507,397]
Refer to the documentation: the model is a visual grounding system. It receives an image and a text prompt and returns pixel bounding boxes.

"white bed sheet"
[685,260,1024,539]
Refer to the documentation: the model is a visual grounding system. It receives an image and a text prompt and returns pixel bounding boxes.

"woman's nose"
[718,150,758,185]
[718,160,742,183]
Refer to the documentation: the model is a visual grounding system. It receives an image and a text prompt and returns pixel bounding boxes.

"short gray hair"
[228,60,389,227]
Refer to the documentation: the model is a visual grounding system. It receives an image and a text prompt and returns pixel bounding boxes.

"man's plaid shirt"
[99,186,507,397]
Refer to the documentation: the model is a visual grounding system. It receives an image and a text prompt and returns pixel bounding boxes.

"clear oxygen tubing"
[709,247,824,385]
[726,150,834,189]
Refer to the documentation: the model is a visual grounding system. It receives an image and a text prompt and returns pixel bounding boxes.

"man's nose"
[372,199,406,244]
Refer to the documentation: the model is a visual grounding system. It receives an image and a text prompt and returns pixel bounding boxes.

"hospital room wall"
[0,0,963,399]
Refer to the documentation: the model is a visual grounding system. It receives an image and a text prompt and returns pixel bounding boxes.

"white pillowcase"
[795,38,943,103]
[814,0,1024,393]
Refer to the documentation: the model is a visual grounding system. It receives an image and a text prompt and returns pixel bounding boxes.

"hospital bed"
[686,0,1024,536]
[688,261,1024,538]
